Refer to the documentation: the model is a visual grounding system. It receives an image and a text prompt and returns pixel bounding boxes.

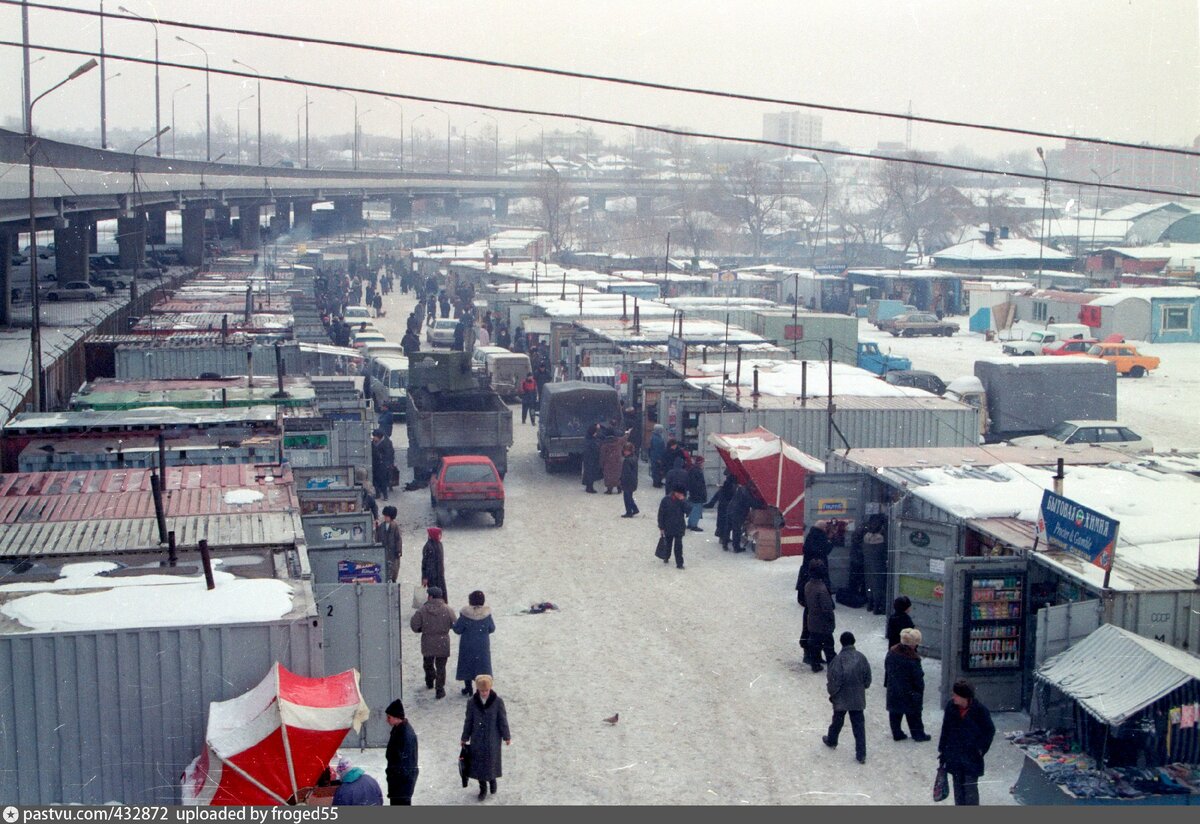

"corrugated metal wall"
[115,344,305,380]
[0,618,322,804]
[695,405,977,473]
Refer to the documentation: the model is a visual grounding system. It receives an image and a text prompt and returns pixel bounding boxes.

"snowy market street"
[340,288,1028,806]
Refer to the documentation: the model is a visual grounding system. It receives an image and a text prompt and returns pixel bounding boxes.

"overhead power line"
[6,0,1199,161]
[5,39,1197,200]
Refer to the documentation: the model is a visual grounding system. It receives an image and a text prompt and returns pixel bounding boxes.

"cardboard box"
[749,526,780,561]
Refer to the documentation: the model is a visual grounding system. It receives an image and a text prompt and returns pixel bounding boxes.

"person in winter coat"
[453,590,495,696]
[619,442,640,517]
[461,674,511,799]
[376,505,402,583]
[664,456,688,497]
[371,429,395,501]
[727,481,754,553]
[383,700,418,805]
[331,757,383,806]
[452,317,467,352]
[704,471,736,550]
[886,596,915,649]
[938,680,996,806]
[495,323,511,350]
[658,438,688,486]
[519,373,539,425]
[401,329,421,357]
[862,514,889,615]
[410,586,457,699]
[420,527,447,602]
[803,558,836,671]
[372,292,384,318]
[647,424,667,488]
[657,487,689,569]
[796,521,833,605]
[885,627,930,742]
[685,456,708,532]
[378,407,395,439]
[581,422,604,493]
[822,631,872,764]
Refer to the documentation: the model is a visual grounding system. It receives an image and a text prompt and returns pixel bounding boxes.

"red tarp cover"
[182,662,369,805]
[708,427,825,528]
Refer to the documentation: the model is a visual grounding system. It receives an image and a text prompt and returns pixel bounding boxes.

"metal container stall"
[302,512,376,549]
[751,311,859,365]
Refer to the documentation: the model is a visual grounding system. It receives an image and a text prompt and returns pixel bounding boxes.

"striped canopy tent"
[182,662,369,805]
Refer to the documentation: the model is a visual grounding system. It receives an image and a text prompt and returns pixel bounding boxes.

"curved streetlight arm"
[31,58,98,112]
[134,126,169,157]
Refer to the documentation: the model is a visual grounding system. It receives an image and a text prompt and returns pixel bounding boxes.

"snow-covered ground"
[858,316,1200,453]
[329,289,1029,806]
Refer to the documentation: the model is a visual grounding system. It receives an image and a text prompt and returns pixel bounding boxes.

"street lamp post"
[231,59,262,166]
[336,90,359,170]
[384,98,404,172]
[26,57,98,412]
[529,119,545,164]
[432,106,450,173]
[175,35,210,161]
[1036,146,1049,289]
[118,5,161,157]
[1089,167,1121,255]
[285,77,310,168]
[100,0,107,149]
[170,82,190,157]
[410,114,425,171]
[462,119,478,172]
[359,109,372,169]
[811,153,829,267]
[236,93,255,164]
[480,112,498,176]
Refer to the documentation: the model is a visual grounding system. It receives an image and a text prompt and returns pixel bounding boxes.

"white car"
[43,281,104,301]
[1008,420,1152,454]
[426,318,459,347]
[343,305,373,321]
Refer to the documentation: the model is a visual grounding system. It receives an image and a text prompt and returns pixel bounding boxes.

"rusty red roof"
[0,464,297,524]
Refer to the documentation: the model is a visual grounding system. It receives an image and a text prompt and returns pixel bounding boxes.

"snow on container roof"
[685,359,939,400]
[1087,286,1200,306]
[881,461,1200,591]
[4,405,279,433]
[845,267,973,279]
[1036,623,1200,726]
[576,317,767,345]
[133,313,292,332]
[830,444,1135,470]
[932,237,1074,262]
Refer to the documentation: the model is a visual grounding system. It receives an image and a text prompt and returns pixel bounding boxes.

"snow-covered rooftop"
[932,237,1074,262]
[1087,286,1200,306]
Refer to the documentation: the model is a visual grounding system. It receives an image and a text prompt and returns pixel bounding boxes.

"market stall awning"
[708,427,825,526]
[1036,623,1200,726]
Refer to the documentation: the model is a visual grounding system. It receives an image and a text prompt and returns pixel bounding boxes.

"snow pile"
[0,563,293,631]
[224,488,265,505]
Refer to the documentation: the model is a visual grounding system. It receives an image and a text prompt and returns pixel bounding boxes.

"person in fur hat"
[421,526,447,603]
[885,627,930,742]
[460,674,511,800]
[453,590,496,696]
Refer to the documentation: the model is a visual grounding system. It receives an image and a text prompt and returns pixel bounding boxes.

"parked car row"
[875,312,959,337]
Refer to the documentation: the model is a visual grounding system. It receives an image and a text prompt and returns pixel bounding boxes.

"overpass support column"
[182,205,206,267]
[272,201,291,236]
[636,196,653,217]
[55,219,91,284]
[146,210,168,246]
[494,196,509,220]
[588,194,606,213]
[333,199,363,234]
[88,222,98,254]
[0,228,12,325]
[390,197,413,221]
[293,200,313,240]
[213,205,233,239]
[239,205,262,250]
[117,215,146,272]
[442,196,459,218]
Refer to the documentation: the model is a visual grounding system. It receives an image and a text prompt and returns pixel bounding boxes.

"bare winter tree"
[668,148,718,261]
[874,153,964,258]
[535,166,575,257]
[716,156,788,257]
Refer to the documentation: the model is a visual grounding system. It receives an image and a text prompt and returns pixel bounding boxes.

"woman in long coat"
[421,526,447,602]
[885,627,930,741]
[452,591,495,696]
[647,424,667,488]
[705,471,737,550]
[461,674,511,799]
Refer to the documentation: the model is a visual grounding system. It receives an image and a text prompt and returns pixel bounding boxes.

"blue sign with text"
[667,335,685,362]
[1037,490,1119,570]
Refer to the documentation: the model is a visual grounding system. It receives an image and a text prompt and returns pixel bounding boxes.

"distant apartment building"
[1056,138,1200,198]
[763,111,823,147]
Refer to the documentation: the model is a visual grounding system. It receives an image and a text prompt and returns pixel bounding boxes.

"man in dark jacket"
[371,429,395,501]
[658,438,687,484]
[657,487,689,569]
[376,505,402,583]
[705,471,737,550]
[519,373,539,425]
[727,482,754,553]
[885,627,930,742]
[938,680,996,805]
[803,558,836,671]
[384,699,419,805]
[822,631,872,764]
[796,521,833,604]
[664,456,688,498]
[401,328,421,356]
[619,442,639,517]
[685,456,708,532]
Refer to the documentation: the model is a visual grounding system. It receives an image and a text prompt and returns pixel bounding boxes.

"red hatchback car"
[430,455,505,527]
[1041,338,1099,356]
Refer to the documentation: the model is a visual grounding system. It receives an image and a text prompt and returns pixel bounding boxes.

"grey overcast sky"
[5,0,1198,158]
